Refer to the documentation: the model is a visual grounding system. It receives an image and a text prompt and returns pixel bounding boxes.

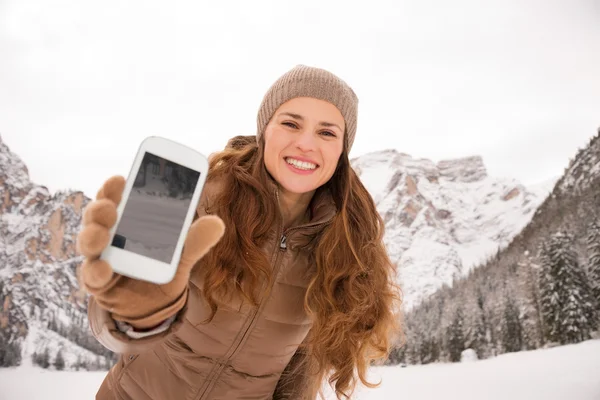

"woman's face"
[263,97,345,197]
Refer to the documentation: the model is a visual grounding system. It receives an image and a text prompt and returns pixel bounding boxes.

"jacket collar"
[264,169,338,250]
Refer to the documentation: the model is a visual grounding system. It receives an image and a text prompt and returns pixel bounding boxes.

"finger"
[179,215,225,268]
[79,258,115,290]
[96,175,126,205]
[83,199,118,228]
[77,223,111,258]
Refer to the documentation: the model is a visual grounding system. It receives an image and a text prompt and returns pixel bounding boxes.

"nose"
[294,128,317,153]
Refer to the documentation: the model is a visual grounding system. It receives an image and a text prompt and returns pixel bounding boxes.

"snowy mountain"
[396,129,600,367]
[555,136,600,195]
[0,133,556,369]
[351,151,555,309]
[0,134,113,370]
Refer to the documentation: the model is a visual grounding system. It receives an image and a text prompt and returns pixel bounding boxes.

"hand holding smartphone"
[77,136,225,330]
[100,136,210,284]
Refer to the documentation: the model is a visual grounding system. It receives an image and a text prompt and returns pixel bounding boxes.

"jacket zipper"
[215,228,288,366]
[222,188,322,361]
[279,220,329,251]
[198,194,289,400]
[196,190,330,399]
[280,234,287,250]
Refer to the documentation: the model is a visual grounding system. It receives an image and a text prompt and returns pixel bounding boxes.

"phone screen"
[111,151,200,264]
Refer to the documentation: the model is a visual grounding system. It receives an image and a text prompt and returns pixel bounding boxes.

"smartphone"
[100,136,209,284]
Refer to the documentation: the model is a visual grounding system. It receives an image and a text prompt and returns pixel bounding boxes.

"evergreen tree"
[406,340,420,365]
[463,301,487,358]
[42,348,51,369]
[33,347,51,369]
[0,335,22,367]
[501,293,523,353]
[539,232,597,344]
[386,344,405,365]
[402,322,421,365]
[54,350,65,371]
[430,336,440,362]
[446,308,465,362]
[419,337,433,364]
[47,316,58,333]
[519,300,541,350]
[521,260,544,348]
[586,220,600,310]
[397,345,407,364]
[75,354,83,371]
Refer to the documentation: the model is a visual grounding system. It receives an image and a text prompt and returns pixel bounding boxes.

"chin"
[279,180,319,195]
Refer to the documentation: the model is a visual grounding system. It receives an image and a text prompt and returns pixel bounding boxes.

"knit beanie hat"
[256,65,359,152]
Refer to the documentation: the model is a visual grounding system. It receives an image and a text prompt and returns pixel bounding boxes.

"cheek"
[263,127,281,173]
[324,146,343,174]
[264,153,277,176]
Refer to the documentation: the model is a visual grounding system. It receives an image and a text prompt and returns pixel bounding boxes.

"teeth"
[286,158,317,170]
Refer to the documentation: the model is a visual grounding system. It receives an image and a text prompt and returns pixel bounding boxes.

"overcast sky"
[1,0,599,198]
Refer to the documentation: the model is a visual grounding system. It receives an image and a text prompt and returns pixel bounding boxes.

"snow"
[0,367,106,400]
[352,149,553,310]
[460,348,478,362]
[16,321,106,374]
[329,339,600,400]
[1,339,599,400]
[528,176,558,199]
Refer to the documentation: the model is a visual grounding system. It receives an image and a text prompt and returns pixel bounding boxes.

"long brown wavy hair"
[200,134,403,399]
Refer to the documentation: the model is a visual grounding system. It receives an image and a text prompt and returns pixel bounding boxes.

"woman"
[77,65,402,400]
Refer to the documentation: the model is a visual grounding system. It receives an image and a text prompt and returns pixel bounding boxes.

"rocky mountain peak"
[351,149,552,309]
[0,134,33,203]
[556,130,600,194]
[437,155,488,183]
[1,136,106,369]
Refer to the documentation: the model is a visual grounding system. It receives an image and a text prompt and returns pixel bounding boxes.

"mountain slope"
[351,151,553,309]
[395,129,600,365]
[0,134,113,369]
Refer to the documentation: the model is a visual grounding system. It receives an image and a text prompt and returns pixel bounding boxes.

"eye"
[320,130,336,138]
[282,121,298,129]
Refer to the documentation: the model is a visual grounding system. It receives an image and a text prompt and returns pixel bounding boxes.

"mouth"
[284,157,319,171]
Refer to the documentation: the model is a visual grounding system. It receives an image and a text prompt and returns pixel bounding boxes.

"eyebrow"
[279,112,343,132]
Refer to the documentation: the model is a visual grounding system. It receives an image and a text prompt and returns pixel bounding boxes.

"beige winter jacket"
[88,178,337,399]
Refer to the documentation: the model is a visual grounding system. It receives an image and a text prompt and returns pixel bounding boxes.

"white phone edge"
[100,136,209,284]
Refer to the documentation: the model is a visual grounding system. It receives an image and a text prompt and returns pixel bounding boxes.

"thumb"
[179,215,225,269]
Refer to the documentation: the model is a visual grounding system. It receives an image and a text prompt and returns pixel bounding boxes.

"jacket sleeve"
[115,315,176,339]
[272,336,316,400]
[87,290,190,354]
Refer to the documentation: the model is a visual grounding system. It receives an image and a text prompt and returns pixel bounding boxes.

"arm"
[87,293,188,354]
[82,179,221,354]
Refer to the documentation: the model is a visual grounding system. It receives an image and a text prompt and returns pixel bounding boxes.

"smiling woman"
[264,97,346,229]
[79,65,403,400]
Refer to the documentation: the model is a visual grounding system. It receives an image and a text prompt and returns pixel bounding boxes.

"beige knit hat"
[256,65,359,152]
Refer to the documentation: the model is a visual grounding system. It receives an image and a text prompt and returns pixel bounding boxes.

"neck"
[278,189,315,230]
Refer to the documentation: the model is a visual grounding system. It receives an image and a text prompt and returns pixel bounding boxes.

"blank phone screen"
[111,151,200,264]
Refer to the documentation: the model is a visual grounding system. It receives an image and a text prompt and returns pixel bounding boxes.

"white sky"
[1,0,599,198]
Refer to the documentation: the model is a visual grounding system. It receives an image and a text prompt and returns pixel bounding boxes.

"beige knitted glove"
[77,175,224,330]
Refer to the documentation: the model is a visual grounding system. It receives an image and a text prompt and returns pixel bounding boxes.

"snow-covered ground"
[1,339,599,400]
